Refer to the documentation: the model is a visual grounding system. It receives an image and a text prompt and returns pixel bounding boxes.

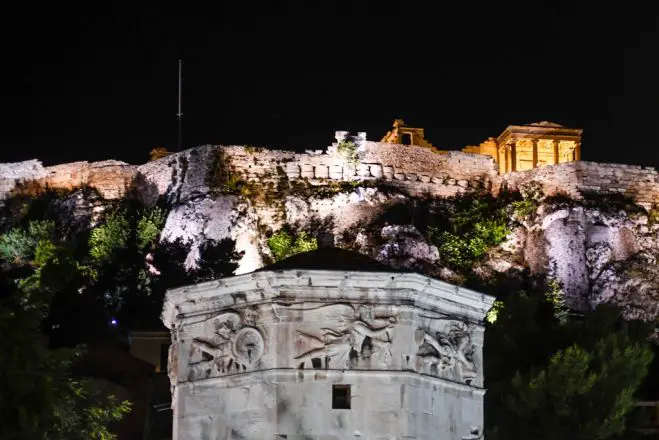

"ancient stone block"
[300,164,314,179]
[329,165,343,180]
[314,165,329,179]
[357,164,370,177]
[285,163,301,179]
[369,164,383,178]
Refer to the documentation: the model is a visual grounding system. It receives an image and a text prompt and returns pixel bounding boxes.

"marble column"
[553,140,559,165]
[532,139,539,168]
[510,141,517,172]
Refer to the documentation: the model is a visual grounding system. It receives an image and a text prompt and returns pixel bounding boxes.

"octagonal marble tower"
[162,249,495,439]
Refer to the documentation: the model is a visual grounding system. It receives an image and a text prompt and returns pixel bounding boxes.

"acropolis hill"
[1,121,658,321]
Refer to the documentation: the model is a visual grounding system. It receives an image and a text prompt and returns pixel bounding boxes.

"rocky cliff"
[1,141,657,323]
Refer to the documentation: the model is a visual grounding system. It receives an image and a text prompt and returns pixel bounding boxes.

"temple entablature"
[464,121,583,173]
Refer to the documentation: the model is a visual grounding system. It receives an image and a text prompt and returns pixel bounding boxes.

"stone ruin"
[0,122,656,208]
[162,252,494,439]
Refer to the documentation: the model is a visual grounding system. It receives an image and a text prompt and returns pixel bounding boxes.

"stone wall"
[0,159,137,200]
[163,269,493,440]
[498,161,659,206]
[220,142,499,198]
[1,144,657,207]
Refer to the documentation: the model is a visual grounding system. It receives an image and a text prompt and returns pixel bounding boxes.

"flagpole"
[177,60,183,151]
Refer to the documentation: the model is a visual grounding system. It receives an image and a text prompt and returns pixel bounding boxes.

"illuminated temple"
[381,120,583,174]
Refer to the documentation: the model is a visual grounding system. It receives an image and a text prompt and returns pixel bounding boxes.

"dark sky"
[4,2,659,167]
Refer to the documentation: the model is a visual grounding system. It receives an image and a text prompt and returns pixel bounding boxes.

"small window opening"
[401,133,412,145]
[332,384,351,409]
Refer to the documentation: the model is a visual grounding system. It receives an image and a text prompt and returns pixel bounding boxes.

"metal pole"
[177,60,183,151]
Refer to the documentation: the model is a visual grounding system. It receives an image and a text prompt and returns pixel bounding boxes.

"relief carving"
[414,321,477,384]
[187,311,265,380]
[292,304,398,370]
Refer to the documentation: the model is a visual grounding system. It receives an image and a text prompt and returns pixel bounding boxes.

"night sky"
[4,2,658,167]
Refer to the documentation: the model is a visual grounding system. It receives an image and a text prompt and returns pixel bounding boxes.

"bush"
[267,229,318,262]
[136,207,166,250]
[426,196,510,271]
[337,140,359,165]
[88,211,130,264]
[0,220,56,264]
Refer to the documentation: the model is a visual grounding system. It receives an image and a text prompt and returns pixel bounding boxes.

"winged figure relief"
[187,312,265,380]
[291,304,398,370]
[415,321,477,384]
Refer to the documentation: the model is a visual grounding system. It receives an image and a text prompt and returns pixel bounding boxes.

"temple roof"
[529,121,564,127]
[258,247,410,273]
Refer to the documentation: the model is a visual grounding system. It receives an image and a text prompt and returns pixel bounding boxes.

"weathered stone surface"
[163,269,494,440]
[1,139,658,325]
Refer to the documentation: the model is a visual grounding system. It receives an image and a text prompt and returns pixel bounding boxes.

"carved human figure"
[187,312,265,379]
[415,321,477,383]
[293,304,398,369]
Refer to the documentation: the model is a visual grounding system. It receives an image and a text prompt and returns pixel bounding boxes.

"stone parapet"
[498,161,659,205]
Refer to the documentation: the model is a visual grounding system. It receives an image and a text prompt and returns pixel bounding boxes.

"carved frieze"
[187,311,265,381]
[414,320,477,384]
[177,301,481,385]
[290,303,398,370]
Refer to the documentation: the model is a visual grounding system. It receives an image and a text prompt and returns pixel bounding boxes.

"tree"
[0,223,131,439]
[485,282,654,440]
[193,238,243,283]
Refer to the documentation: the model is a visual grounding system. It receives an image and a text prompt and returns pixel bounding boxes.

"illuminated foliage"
[0,220,55,265]
[337,140,359,165]
[89,211,130,264]
[267,229,318,262]
[427,196,510,270]
[136,207,166,250]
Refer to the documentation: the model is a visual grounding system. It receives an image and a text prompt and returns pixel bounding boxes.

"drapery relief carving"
[187,311,265,381]
[413,320,477,384]
[291,304,398,370]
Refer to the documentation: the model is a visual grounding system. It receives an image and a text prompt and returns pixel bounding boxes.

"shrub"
[337,140,359,165]
[88,211,130,264]
[0,220,56,264]
[136,207,166,250]
[267,229,318,262]
[511,199,538,219]
[426,195,510,271]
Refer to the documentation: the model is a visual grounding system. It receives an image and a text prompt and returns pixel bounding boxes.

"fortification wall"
[220,142,499,197]
[0,159,137,200]
[498,161,659,206]
[0,144,656,206]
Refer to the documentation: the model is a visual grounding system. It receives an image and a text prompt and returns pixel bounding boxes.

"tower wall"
[163,270,494,440]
